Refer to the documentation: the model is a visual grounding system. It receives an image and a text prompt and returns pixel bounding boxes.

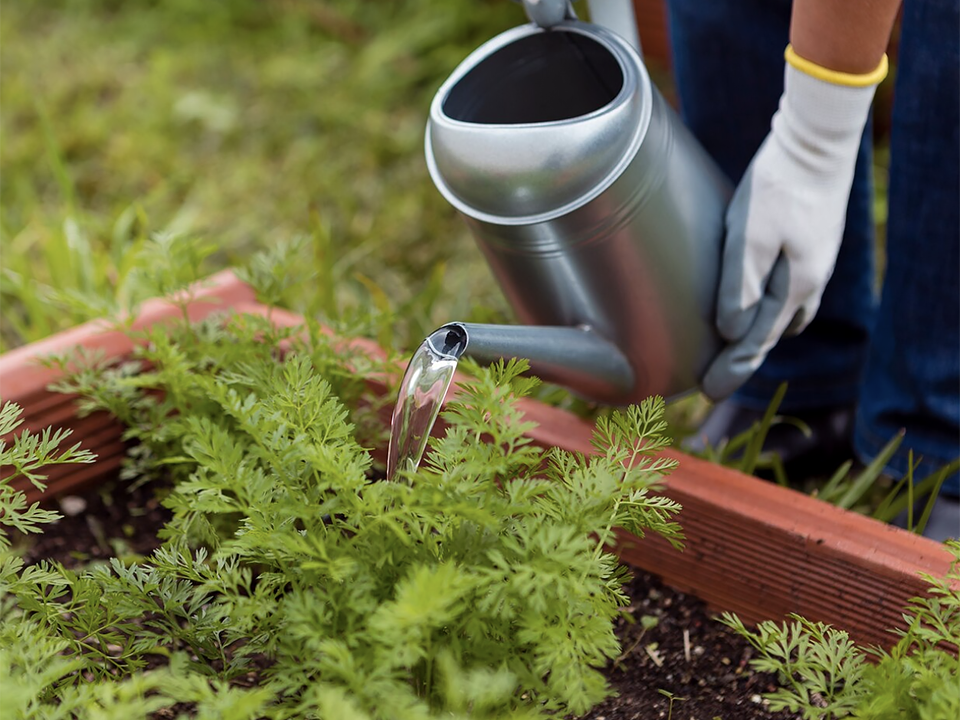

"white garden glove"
[702,46,888,400]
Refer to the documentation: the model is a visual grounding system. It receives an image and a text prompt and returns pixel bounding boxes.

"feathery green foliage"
[0,402,96,550]
[720,542,960,719]
[1,245,684,717]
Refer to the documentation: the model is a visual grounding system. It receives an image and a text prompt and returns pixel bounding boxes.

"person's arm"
[791,0,901,73]
[702,1,901,400]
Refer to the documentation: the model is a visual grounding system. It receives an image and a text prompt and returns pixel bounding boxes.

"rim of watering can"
[425,20,654,226]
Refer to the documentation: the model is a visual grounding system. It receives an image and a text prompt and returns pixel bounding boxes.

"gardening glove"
[702,46,888,401]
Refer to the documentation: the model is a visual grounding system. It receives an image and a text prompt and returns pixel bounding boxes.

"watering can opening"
[441,31,624,125]
[427,23,648,221]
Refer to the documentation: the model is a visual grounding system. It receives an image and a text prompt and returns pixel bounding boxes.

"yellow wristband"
[784,44,889,87]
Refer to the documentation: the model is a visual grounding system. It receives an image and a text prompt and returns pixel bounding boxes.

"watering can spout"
[436,322,635,404]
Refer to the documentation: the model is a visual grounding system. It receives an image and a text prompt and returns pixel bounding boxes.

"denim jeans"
[665,0,960,494]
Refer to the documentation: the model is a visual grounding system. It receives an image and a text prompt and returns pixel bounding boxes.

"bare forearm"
[791,0,901,73]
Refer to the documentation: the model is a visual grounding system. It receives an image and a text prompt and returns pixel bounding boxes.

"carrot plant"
[721,545,960,719]
[1,251,683,718]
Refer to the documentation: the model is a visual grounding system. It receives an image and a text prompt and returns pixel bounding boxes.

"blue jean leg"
[854,0,960,494]
[665,0,877,413]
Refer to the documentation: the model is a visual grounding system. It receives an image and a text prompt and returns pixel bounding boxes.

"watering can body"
[425,20,732,404]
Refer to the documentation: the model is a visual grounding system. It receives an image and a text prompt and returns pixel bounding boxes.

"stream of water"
[386,325,468,480]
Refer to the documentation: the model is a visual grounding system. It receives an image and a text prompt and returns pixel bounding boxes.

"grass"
[1,0,891,354]
[0,0,520,352]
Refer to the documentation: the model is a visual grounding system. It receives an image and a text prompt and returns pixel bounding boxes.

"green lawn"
[2,0,894,442]
[0,0,520,352]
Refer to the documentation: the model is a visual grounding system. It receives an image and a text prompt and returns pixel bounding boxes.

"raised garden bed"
[3,271,956,718]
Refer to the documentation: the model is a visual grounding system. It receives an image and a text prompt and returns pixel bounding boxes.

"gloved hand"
[702,46,887,401]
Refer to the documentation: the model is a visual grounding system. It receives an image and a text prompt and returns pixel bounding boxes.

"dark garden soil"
[582,573,797,720]
[20,478,798,720]
[22,476,174,569]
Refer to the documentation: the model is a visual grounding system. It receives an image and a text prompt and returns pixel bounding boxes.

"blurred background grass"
[1,0,529,352]
[0,0,890,430]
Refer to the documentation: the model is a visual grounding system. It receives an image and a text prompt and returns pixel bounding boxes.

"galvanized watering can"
[424,8,732,404]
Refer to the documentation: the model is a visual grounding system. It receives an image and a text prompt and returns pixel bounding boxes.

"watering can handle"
[517,0,642,56]
[585,0,642,56]
[518,0,577,28]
